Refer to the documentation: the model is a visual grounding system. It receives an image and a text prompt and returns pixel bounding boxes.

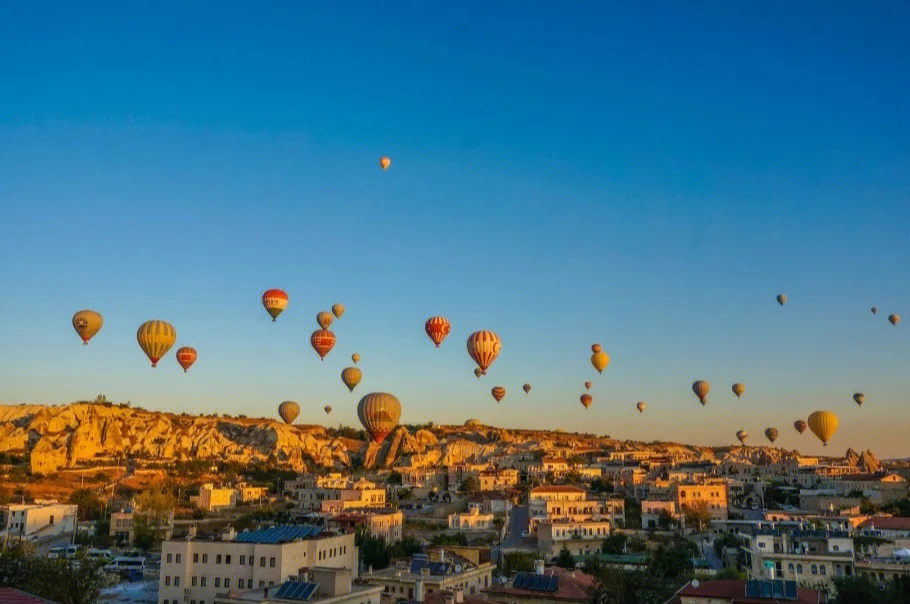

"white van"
[104,556,146,572]
[86,548,114,561]
[48,545,81,559]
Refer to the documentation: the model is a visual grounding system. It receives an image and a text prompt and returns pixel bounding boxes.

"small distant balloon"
[176,347,197,373]
[692,380,710,405]
[317,311,334,329]
[425,316,451,348]
[736,430,748,445]
[379,156,391,170]
[352,353,361,364]
[794,420,808,434]
[474,368,483,379]
[332,304,345,319]
[777,294,787,306]
[324,405,332,415]
[590,345,610,373]
[262,289,288,321]
[580,394,593,409]
[853,393,864,406]
[341,367,363,392]
[311,329,336,360]
[72,310,103,345]
[523,384,531,394]
[278,401,299,425]
[889,313,900,326]
[491,386,506,403]
[871,307,878,315]
[584,381,592,390]
[765,427,779,444]
[636,401,646,414]
[732,383,745,398]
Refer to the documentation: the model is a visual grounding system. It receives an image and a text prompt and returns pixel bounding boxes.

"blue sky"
[0,2,907,456]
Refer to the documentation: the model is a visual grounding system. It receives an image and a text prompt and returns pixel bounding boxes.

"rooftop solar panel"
[234,524,323,544]
[274,581,319,601]
[784,581,797,599]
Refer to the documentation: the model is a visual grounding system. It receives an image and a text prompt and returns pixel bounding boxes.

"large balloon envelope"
[262,289,288,321]
[466,331,501,374]
[352,353,361,364]
[591,349,610,373]
[72,310,103,345]
[324,405,332,415]
[889,313,900,326]
[317,311,334,329]
[807,410,839,446]
[636,401,646,414]
[523,384,531,394]
[137,320,176,368]
[176,347,197,373]
[379,156,391,170]
[358,392,401,444]
[278,401,299,425]
[425,316,451,348]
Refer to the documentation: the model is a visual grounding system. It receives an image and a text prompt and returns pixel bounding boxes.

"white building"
[448,508,495,531]
[214,567,382,604]
[158,524,357,604]
[536,518,611,558]
[0,502,78,543]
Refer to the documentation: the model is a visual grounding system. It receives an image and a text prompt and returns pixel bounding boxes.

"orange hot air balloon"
[317,311,334,329]
[311,329,336,360]
[580,394,593,409]
[591,344,602,353]
[324,405,332,415]
[72,310,103,345]
[467,331,501,374]
[425,316,451,348]
[278,401,299,425]
[379,156,391,170]
[807,410,839,446]
[736,430,748,445]
[491,386,506,402]
[732,383,745,398]
[332,303,345,319]
[889,313,900,326]
[341,367,363,392]
[692,380,710,405]
[352,353,361,364]
[523,384,531,394]
[474,368,483,379]
[636,401,646,414]
[793,420,807,434]
[853,393,864,406]
[262,289,288,321]
[176,347,197,373]
[137,320,176,368]
[765,428,779,444]
[584,381,592,390]
[358,392,401,443]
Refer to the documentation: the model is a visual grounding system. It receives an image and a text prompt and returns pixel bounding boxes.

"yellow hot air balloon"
[332,303,345,319]
[807,410,839,446]
[580,394,593,409]
[352,353,361,364]
[136,320,176,368]
[317,311,334,330]
[732,383,745,398]
[889,313,900,326]
[341,367,363,392]
[324,405,332,415]
[523,384,531,394]
[777,294,787,306]
[466,331,501,374]
[379,156,391,170]
[736,430,748,445]
[591,346,610,373]
[278,401,299,425]
[692,380,710,405]
[72,310,103,345]
[636,401,646,414]
[491,386,506,402]
[357,392,401,444]
[765,427,779,443]
[853,393,864,406]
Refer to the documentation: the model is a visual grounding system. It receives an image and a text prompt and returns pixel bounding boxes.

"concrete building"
[364,552,494,604]
[673,481,728,522]
[199,484,240,511]
[536,518,611,558]
[665,579,824,604]
[743,528,855,589]
[213,567,383,604]
[297,479,386,513]
[328,510,403,543]
[641,501,677,530]
[478,469,519,492]
[110,508,175,545]
[0,502,78,543]
[158,525,357,604]
[448,508,495,531]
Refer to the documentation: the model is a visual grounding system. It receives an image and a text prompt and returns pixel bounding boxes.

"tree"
[715,567,747,580]
[657,509,675,530]
[501,552,537,575]
[68,489,104,521]
[601,534,627,555]
[681,501,712,533]
[387,471,403,485]
[431,533,468,546]
[0,545,104,604]
[627,536,648,553]
[624,498,642,529]
[458,476,479,496]
[555,546,575,569]
[832,575,910,604]
[590,478,613,494]
[132,484,176,549]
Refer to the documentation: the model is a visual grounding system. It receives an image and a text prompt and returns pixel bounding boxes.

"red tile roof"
[858,516,910,531]
[531,485,585,494]
[664,580,824,604]
[486,566,596,602]
[0,588,57,604]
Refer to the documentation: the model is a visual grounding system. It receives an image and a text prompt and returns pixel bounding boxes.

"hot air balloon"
[317,311,334,330]
[692,380,710,405]
[871,307,878,315]
[636,401,646,414]
[590,344,610,373]
[732,383,745,398]
[357,392,401,444]
[137,321,176,368]
[278,401,299,425]
[352,353,361,364]
[807,410,839,446]
[176,347,197,373]
[332,304,345,319]
[889,314,900,326]
[379,156,391,170]
[474,368,483,379]
[324,405,332,415]
[467,331,501,374]
[425,316,451,348]
[491,386,506,402]
[794,420,807,434]
[584,381,592,390]
[311,329,336,360]
[852,392,865,407]
[341,367,363,392]
[765,428,779,444]
[580,394,593,409]
[72,310,103,345]
[262,289,288,321]
[777,294,787,306]
[736,430,748,445]
[523,384,531,394]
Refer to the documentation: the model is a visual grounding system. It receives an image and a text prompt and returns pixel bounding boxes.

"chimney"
[415,579,425,603]
[535,559,545,575]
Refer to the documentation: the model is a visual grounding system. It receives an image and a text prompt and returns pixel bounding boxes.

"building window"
[240,556,245,565]
[174,577,180,587]
[201,577,206,587]
[202,554,208,564]
[192,577,197,586]
[259,582,264,588]
[194,554,199,563]
[176,554,182,563]
[811,565,818,575]
[797,564,802,574]
[820,566,826,576]
[167,554,172,563]
[270,557,276,567]
[225,578,230,589]
[216,555,222,564]
[226,555,231,564]
[215,578,220,588]
[248,580,253,589]
[165,576,171,586]
[260,557,266,567]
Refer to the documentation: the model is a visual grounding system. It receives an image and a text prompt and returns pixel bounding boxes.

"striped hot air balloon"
[466,331,501,374]
[636,401,646,414]
[425,316,451,348]
[72,310,103,345]
[137,321,176,368]
[358,392,401,444]
[765,428,779,444]
[732,383,745,398]
[262,289,288,321]
[794,420,807,434]
[736,430,748,445]
[491,386,506,403]
[311,329,336,360]
[341,367,363,392]
[176,347,197,372]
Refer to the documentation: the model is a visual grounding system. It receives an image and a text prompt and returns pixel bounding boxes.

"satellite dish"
[692,579,700,588]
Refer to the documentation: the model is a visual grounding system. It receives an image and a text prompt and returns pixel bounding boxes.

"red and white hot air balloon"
[466,331,501,375]
[310,329,336,360]
[262,289,288,321]
[176,347,197,373]
[425,316,451,348]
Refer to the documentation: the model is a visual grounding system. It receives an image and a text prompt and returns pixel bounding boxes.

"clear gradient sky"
[0,2,907,456]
